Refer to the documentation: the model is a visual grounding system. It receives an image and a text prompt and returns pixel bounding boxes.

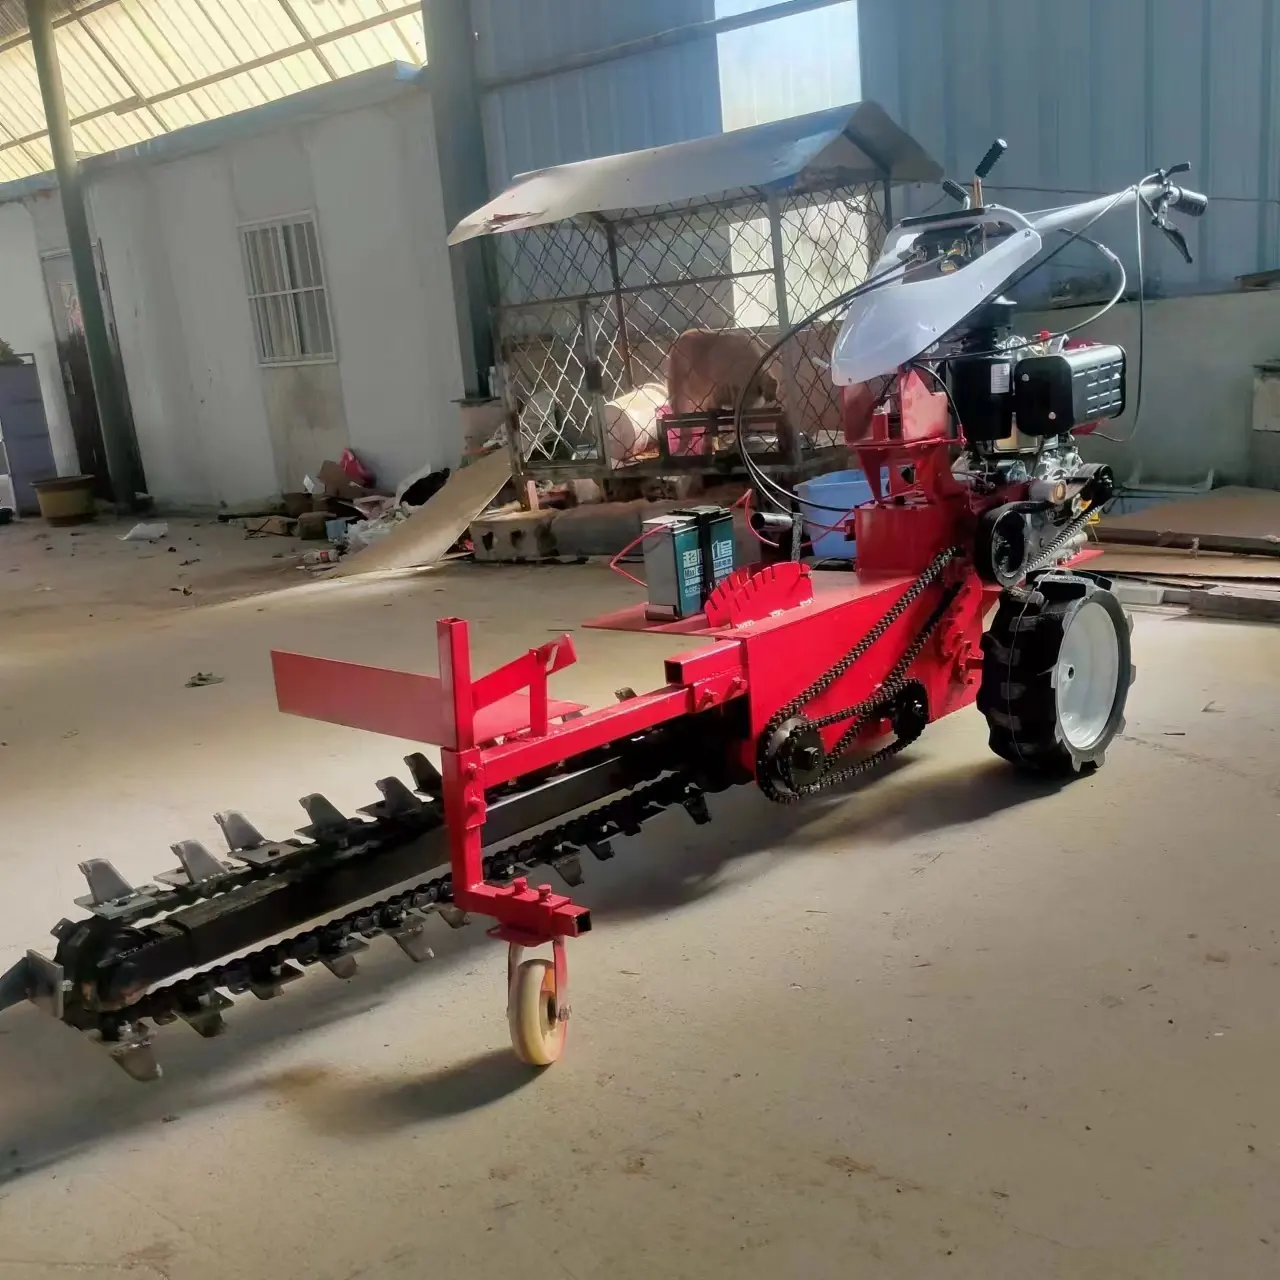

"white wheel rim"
[1055,599,1121,751]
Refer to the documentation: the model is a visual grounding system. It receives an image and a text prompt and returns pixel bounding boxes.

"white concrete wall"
[0,81,467,510]
[91,171,206,505]
[1025,291,1280,488]
[308,92,466,486]
[0,199,76,475]
[149,154,281,506]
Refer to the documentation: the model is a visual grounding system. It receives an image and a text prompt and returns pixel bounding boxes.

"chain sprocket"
[756,547,962,804]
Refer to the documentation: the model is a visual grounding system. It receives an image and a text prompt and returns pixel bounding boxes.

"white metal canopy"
[448,100,942,245]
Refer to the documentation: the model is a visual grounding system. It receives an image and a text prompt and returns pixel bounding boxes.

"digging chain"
[756,547,963,805]
[96,773,703,1036]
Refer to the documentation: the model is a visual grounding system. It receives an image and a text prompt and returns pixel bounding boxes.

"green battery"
[641,506,736,620]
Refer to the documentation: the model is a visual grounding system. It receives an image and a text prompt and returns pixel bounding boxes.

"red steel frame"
[269,363,1097,1042]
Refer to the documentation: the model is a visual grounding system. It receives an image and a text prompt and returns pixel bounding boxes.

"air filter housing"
[1013,344,1126,436]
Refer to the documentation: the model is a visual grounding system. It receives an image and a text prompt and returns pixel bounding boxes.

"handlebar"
[1167,185,1208,217]
[1026,176,1208,237]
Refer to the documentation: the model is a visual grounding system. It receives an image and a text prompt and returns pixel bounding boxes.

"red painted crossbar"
[271,651,585,747]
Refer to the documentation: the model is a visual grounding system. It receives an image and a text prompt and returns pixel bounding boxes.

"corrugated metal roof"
[858,0,1280,294]
[474,0,723,190]
[450,100,940,243]
[0,0,425,182]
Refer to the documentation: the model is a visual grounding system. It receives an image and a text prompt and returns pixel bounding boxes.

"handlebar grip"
[975,138,1008,179]
[1169,186,1208,217]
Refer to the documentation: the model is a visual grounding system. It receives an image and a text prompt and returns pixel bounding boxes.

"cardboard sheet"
[333,449,511,578]
[1089,544,1280,581]
[1098,486,1280,541]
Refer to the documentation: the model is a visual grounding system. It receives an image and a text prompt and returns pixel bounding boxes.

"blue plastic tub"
[797,468,876,560]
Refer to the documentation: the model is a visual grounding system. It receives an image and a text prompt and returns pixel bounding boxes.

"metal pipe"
[422,0,494,396]
[602,221,636,392]
[26,0,140,508]
[766,191,802,467]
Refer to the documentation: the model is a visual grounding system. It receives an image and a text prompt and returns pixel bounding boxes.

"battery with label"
[641,506,737,620]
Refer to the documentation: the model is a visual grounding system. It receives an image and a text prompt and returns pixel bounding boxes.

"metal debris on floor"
[184,671,223,687]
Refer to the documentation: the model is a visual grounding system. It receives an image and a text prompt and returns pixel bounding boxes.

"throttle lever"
[971,138,1008,206]
[975,138,1008,179]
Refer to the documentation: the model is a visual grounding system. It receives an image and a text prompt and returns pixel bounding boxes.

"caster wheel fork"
[506,935,569,1067]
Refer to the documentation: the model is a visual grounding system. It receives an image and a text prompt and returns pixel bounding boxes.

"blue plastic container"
[796,469,876,560]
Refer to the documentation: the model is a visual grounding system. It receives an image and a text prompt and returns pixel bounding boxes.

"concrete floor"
[0,520,1278,1279]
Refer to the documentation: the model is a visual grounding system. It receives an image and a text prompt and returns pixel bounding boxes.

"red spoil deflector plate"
[272,652,585,746]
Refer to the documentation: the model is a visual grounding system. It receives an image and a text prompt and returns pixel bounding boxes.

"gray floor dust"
[0,549,1277,1279]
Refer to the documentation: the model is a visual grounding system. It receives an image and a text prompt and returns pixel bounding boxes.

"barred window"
[240,215,335,364]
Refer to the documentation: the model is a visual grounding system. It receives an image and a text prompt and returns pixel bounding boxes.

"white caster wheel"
[508,957,566,1066]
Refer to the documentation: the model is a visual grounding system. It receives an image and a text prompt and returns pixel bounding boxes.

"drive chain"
[756,547,962,805]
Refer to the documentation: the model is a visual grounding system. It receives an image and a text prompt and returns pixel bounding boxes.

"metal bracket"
[156,839,233,888]
[176,990,232,1038]
[247,961,306,1001]
[215,809,267,852]
[319,935,369,979]
[296,793,355,842]
[437,904,470,930]
[359,776,426,821]
[551,852,585,887]
[390,911,436,962]
[102,1023,162,1082]
[74,859,162,919]
[404,752,444,800]
[0,952,65,1018]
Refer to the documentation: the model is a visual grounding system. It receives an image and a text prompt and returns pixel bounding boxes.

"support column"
[26,0,139,509]
[422,0,494,397]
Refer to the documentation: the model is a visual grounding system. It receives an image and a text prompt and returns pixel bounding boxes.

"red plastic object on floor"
[338,447,376,488]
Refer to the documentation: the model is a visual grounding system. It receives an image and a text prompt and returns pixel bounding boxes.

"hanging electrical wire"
[733,180,1155,517]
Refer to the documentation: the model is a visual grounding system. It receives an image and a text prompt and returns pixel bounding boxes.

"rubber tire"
[508,958,565,1067]
[978,573,1134,777]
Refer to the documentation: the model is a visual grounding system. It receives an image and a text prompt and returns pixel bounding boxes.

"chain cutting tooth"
[390,911,435,962]
[358,776,425,820]
[215,810,266,852]
[297,794,352,840]
[437,905,469,929]
[77,858,136,905]
[177,991,232,1038]
[156,839,231,888]
[404,752,443,799]
[247,960,305,1001]
[681,793,712,825]
[320,936,369,979]
[102,1023,162,1083]
[551,853,585,887]
[586,840,614,861]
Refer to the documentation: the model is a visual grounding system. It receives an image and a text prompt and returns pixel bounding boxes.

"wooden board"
[333,449,511,578]
[1090,545,1280,581]
[1098,486,1280,540]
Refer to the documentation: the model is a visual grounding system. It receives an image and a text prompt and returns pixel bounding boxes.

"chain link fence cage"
[489,182,891,481]
[449,103,943,488]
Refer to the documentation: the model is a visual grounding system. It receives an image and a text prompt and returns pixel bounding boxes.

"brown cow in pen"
[665,328,788,456]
